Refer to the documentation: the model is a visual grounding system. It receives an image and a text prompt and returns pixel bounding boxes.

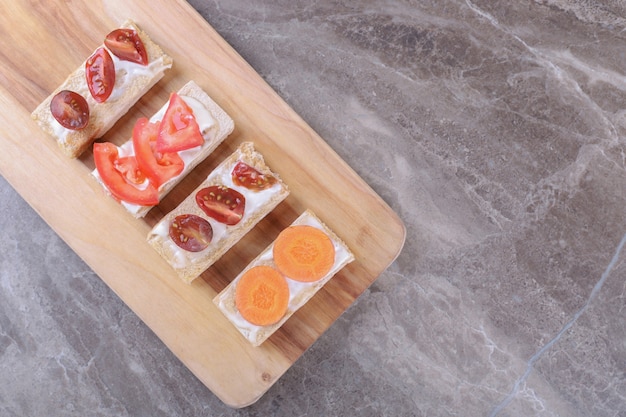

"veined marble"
[2,1,626,415]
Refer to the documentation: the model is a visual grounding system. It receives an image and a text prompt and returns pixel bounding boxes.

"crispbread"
[147,142,290,283]
[92,80,235,218]
[214,209,355,346]
[31,19,173,158]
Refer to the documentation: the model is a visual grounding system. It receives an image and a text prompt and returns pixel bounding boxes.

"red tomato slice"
[156,93,204,153]
[104,28,148,65]
[132,117,184,188]
[169,214,213,252]
[93,142,159,206]
[195,185,245,226]
[85,47,115,103]
[232,161,277,191]
[50,90,89,130]
[114,155,147,184]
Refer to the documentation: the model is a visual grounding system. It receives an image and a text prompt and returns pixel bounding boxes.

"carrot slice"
[273,225,335,282]
[235,266,290,326]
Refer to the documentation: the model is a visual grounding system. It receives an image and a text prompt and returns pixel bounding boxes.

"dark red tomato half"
[232,161,277,191]
[195,185,245,226]
[50,90,89,130]
[169,214,213,252]
[85,47,115,103]
[104,28,148,65]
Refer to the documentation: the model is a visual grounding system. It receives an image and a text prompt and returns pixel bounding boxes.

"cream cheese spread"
[52,51,172,144]
[92,94,218,217]
[214,210,355,346]
[147,151,286,268]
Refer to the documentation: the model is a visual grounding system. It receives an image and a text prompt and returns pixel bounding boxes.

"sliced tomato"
[195,185,245,226]
[114,155,146,184]
[50,90,89,130]
[232,161,277,191]
[132,117,184,188]
[156,93,204,153]
[169,214,213,252]
[85,47,115,103]
[104,28,148,65]
[93,142,158,206]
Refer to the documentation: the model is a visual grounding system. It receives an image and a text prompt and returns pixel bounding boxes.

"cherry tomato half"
[132,117,184,188]
[86,47,115,103]
[50,90,89,130]
[93,142,159,206]
[169,214,213,252]
[232,161,277,191]
[156,92,204,153]
[104,28,148,65]
[195,185,245,226]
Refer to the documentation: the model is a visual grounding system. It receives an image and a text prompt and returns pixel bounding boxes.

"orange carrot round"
[273,225,335,282]
[235,266,290,326]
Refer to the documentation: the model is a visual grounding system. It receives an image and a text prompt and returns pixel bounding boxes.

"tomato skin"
[114,155,147,184]
[93,142,159,206]
[132,117,184,188]
[156,93,204,153]
[85,47,115,103]
[169,214,213,252]
[50,90,89,130]
[104,28,148,65]
[232,161,277,191]
[195,185,246,226]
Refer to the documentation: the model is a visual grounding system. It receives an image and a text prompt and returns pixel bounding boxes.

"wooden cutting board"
[0,0,406,407]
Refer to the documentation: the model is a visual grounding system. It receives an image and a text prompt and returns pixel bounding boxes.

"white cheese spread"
[52,52,171,144]
[148,156,285,268]
[215,210,355,345]
[92,94,218,217]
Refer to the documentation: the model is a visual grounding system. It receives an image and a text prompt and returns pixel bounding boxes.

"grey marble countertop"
[2,1,626,416]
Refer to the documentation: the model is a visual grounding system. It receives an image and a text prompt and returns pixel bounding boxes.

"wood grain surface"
[0,0,406,408]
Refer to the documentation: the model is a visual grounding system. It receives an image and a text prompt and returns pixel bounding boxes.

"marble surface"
[2,0,626,415]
